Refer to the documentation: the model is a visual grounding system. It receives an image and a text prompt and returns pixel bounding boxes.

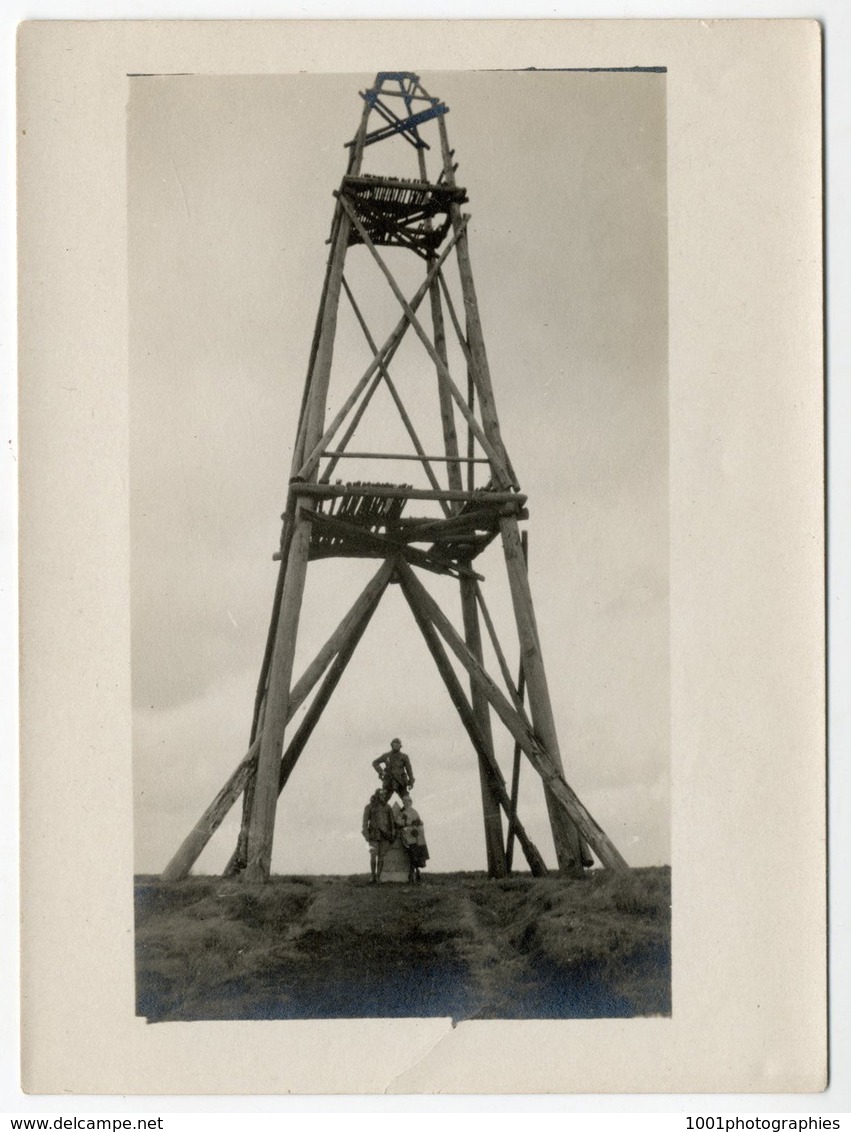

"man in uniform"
[362,788,394,883]
[372,738,415,801]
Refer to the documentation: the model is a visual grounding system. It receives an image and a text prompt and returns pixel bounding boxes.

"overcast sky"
[129,69,668,876]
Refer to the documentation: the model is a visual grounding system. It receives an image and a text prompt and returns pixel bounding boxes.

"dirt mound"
[135,868,670,1022]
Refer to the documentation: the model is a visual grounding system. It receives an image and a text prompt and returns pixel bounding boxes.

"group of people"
[362,738,429,884]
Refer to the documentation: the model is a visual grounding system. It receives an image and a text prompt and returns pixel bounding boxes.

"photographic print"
[18,18,824,1094]
[130,68,670,1023]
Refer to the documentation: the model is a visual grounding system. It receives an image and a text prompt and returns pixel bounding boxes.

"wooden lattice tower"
[163,72,628,884]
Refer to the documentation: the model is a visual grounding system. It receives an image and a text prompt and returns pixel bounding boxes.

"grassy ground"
[135,867,671,1022]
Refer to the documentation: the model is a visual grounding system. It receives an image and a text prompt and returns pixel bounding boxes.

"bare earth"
[135,867,671,1023]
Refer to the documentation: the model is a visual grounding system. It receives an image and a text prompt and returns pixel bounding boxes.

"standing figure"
[372,738,415,801]
[361,789,394,884]
[399,793,430,883]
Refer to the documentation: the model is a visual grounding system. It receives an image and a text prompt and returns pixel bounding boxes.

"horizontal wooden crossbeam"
[290,482,526,506]
[322,450,490,464]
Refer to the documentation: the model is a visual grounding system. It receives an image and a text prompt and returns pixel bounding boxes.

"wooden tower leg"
[242,165,360,880]
[241,514,312,882]
[499,515,588,876]
[459,577,507,877]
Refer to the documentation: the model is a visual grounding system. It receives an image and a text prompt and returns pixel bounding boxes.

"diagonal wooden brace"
[394,559,629,873]
[396,565,547,876]
[296,216,469,481]
[337,192,517,490]
[161,560,395,881]
[224,559,391,874]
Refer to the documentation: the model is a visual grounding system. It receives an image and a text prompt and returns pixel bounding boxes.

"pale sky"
[129,70,669,876]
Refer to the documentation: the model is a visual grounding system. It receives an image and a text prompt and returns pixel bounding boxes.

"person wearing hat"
[372,738,415,801]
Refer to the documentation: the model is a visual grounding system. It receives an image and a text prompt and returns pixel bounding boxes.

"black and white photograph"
[130,68,670,1022]
[16,18,826,1099]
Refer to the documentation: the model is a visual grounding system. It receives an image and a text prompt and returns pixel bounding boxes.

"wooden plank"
[407,504,517,540]
[397,569,547,876]
[239,111,378,882]
[305,509,483,581]
[290,200,347,477]
[435,272,479,494]
[395,559,628,873]
[505,661,526,873]
[161,738,260,882]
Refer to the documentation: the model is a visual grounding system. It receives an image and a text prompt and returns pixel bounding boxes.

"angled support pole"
[395,559,628,873]
[225,557,393,874]
[397,563,547,876]
[227,558,396,874]
[499,515,592,875]
[165,560,395,881]
[162,739,261,882]
[333,276,451,514]
[276,564,389,794]
[505,534,529,873]
[459,576,507,876]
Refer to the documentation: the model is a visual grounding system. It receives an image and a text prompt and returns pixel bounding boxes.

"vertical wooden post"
[241,515,312,882]
[500,514,587,876]
[240,107,371,883]
[417,148,463,499]
[438,118,517,491]
[459,577,507,877]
